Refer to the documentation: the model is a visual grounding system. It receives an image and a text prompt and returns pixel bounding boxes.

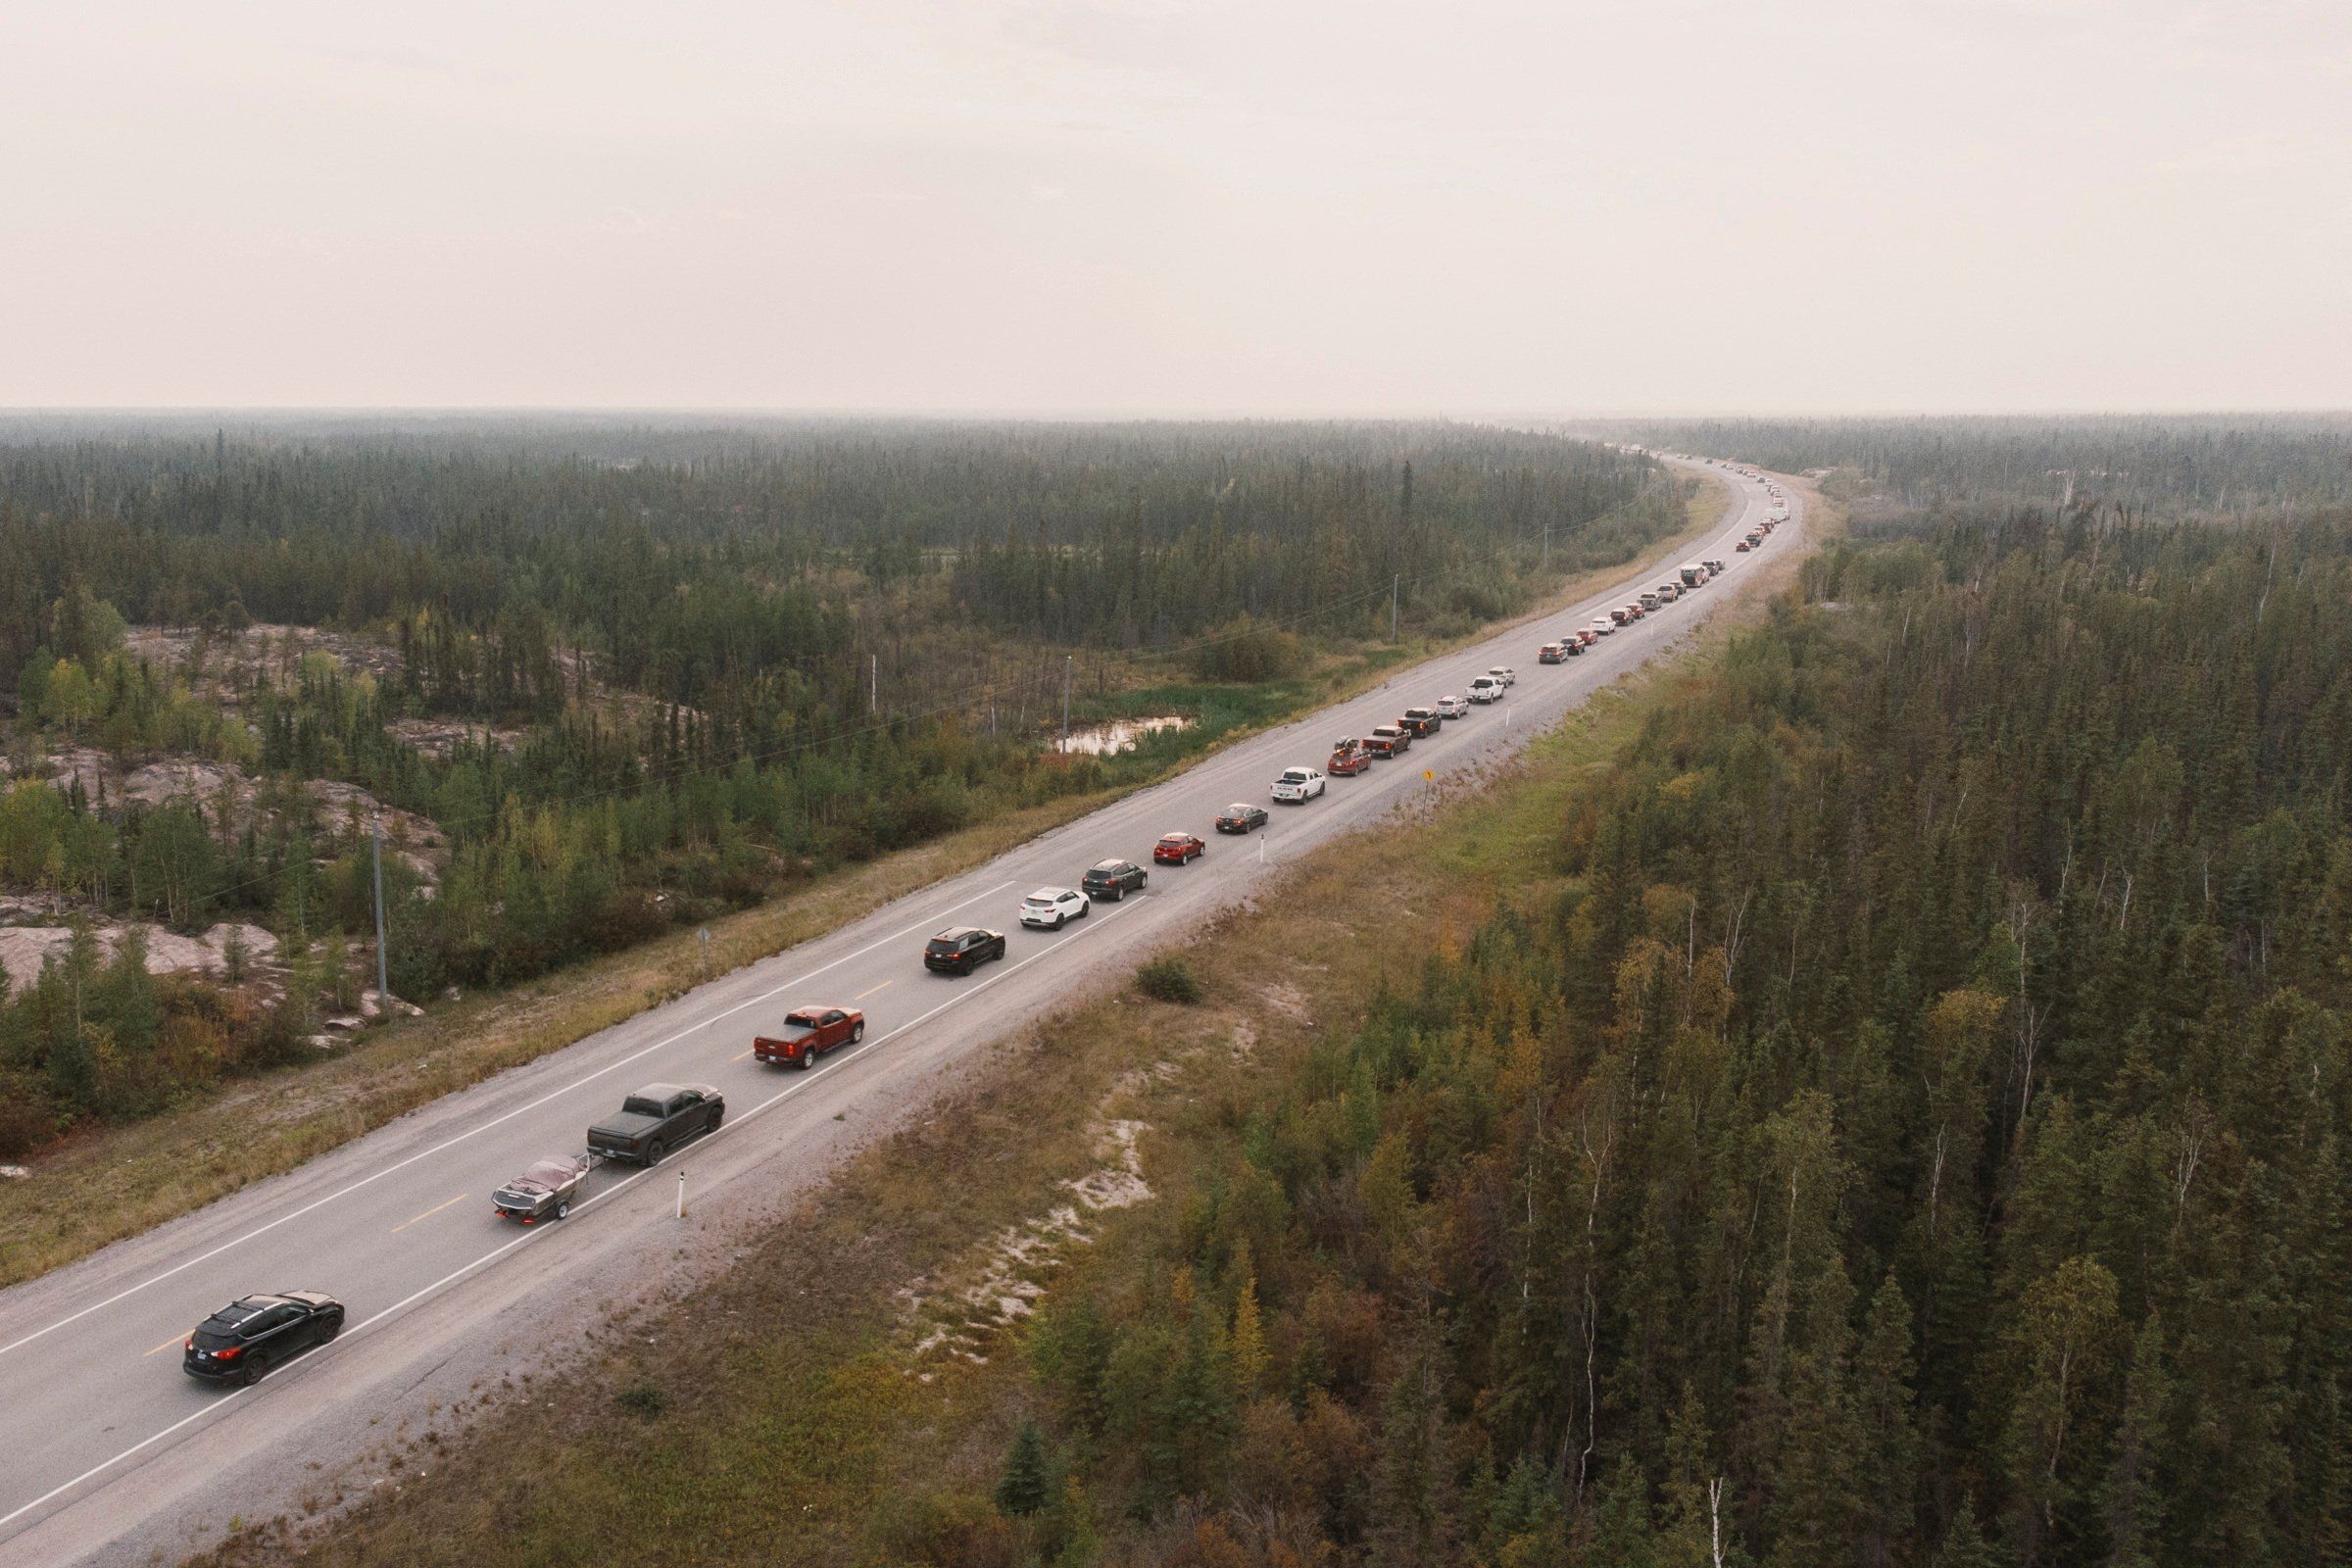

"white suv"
[1487,665,1515,687]
[1019,888,1089,929]
[1435,694,1467,719]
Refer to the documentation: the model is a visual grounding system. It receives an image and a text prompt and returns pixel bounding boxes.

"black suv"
[184,1292,345,1385]
[1081,859,1149,901]
[924,926,1007,974]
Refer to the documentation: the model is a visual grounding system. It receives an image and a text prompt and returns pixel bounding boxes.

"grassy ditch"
[190,471,1820,1568]
[0,471,1736,1292]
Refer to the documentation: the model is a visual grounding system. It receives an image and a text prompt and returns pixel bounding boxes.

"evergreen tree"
[993,1420,1051,1518]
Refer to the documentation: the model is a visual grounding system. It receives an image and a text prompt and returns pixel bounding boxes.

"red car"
[1328,738,1371,776]
[754,1005,865,1068]
[1153,831,1206,865]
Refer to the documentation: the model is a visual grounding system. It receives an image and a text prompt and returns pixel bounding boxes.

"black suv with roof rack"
[924,925,1008,974]
[184,1291,344,1385]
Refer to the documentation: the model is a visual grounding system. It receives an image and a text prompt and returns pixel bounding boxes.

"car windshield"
[1281,770,1307,782]
[1224,804,1250,814]
[1160,834,1186,843]
[621,1096,667,1117]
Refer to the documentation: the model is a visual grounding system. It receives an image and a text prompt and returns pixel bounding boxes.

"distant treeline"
[1599,413,2352,517]
[990,486,2352,1563]
[0,419,1664,705]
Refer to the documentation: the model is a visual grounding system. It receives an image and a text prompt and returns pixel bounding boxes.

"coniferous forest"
[989,423,2352,1566]
[0,417,1676,1156]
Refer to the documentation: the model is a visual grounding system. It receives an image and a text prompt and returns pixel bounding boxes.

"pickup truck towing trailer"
[588,1083,725,1165]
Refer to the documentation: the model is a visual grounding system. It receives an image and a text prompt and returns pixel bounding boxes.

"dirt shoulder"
[0,467,1737,1291]
[187,467,1826,1568]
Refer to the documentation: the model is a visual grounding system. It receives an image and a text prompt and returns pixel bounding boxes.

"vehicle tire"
[1108,886,1122,902]
[1054,912,1065,929]
[1077,901,1089,917]
[851,1021,864,1043]
[643,1141,666,1166]
[242,1350,270,1386]
[709,1111,723,1133]
[317,1313,343,1343]
[794,1048,814,1070]
[555,1200,570,1220]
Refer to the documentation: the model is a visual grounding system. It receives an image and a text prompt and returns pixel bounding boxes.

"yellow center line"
[853,980,893,1002]
[390,1193,468,1234]
[145,1332,189,1357]
[731,1048,755,1061]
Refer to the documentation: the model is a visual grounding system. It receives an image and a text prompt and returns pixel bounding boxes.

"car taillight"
[215,1345,243,1360]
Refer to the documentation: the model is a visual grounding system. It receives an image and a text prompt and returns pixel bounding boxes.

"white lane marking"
[0,895,1156,1538]
[0,878,1018,1361]
[0,1394,251,1534]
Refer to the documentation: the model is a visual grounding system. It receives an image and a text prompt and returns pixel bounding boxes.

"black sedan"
[924,926,1007,975]
[1214,803,1269,834]
[184,1291,344,1385]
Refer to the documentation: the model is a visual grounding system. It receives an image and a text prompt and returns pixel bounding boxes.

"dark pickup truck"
[587,1083,724,1166]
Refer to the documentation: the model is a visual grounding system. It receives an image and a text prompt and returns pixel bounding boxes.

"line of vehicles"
[178,491,1779,1392]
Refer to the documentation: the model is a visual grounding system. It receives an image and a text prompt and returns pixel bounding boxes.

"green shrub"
[1137,956,1202,1004]
[614,1381,668,1419]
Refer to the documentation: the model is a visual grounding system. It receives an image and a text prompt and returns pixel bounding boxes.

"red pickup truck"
[754,1005,865,1068]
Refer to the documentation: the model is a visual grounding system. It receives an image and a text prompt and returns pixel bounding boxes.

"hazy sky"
[5,1,2347,414]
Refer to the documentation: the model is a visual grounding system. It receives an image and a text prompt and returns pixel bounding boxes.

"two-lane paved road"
[0,457,1798,1565]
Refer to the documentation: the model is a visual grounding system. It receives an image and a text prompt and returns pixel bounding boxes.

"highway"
[0,457,1797,1565]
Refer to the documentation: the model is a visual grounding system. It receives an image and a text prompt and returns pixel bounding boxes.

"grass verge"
[0,469,1737,1292]
[189,468,1822,1568]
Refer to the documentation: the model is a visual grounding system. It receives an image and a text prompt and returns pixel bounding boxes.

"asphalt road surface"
[0,457,1798,1565]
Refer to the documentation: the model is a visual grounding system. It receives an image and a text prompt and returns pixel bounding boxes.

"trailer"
[491,1153,596,1224]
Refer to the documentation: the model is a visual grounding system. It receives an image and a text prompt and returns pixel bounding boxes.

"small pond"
[1054,715,1195,757]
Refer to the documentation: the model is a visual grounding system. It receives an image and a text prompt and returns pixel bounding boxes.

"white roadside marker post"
[676,1171,685,1219]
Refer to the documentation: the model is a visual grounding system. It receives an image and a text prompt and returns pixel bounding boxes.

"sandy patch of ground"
[0,920,278,983]
[902,1117,1154,1367]
[38,749,442,881]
